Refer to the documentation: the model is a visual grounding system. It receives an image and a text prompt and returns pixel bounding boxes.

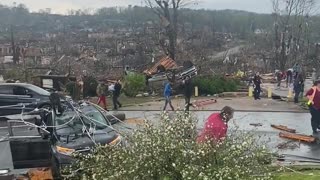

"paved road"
[123,111,317,157]
[262,78,313,98]
[0,111,318,171]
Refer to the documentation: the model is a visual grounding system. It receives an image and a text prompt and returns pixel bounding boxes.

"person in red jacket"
[306,80,320,134]
[197,106,234,143]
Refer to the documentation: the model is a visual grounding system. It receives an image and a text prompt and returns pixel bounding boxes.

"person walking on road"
[286,69,293,88]
[96,82,107,110]
[253,72,262,100]
[113,80,122,110]
[182,76,193,112]
[275,70,282,89]
[293,73,304,103]
[197,106,234,143]
[163,81,175,111]
[306,80,320,134]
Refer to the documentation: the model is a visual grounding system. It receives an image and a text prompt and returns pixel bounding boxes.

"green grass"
[275,170,320,180]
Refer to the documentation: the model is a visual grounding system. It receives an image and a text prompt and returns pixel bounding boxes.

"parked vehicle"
[0,83,51,116]
[4,98,124,179]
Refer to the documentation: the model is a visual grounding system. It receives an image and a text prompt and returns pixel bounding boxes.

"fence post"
[268,87,272,98]
[249,87,253,97]
[195,86,199,97]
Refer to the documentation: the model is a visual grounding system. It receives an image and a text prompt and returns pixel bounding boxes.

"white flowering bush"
[64,112,272,180]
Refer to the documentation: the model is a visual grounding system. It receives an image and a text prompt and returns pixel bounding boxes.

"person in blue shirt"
[163,82,175,111]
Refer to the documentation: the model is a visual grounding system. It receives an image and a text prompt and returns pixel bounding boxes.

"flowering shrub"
[64,112,272,180]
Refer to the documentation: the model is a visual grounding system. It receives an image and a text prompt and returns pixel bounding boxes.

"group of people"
[162,76,193,112]
[252,63,308,103]
[96,80,122,111]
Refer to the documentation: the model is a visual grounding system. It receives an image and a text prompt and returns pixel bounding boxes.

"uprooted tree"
[145,0,196,60]
[271,0,316,71]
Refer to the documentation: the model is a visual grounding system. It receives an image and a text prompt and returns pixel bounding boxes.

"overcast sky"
[1,0,273,14]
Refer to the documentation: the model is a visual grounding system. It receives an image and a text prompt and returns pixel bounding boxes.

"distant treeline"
[0,4,319,41]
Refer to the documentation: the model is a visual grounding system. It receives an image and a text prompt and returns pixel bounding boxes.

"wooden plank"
[271,124,296,133]
[279,132,316,143]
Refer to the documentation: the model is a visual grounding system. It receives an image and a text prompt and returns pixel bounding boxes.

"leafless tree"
[271,0,316,71]
[145,0,197,60]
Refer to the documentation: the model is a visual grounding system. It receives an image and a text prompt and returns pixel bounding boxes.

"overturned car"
[145,57,198,93]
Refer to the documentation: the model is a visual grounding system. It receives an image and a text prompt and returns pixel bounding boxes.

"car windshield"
[26,84,50,96]
[55,106,108,134]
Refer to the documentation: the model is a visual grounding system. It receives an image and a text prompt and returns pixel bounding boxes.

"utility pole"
[10,25,18,64]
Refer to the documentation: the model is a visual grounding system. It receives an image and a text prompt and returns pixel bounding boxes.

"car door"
[12,86,37,113]
[0,85,17,116]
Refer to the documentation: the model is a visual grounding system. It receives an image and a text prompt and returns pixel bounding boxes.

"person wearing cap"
[306,80,320,134]
[197,106,234,143]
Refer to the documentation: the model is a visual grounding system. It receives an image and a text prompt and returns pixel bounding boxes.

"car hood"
[55,128,118,150]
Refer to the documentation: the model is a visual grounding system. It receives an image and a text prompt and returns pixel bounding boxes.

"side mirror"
[27,93,33,98]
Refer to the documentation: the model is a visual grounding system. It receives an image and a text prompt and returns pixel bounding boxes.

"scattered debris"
[250,123,263,127]
[279,132,316,143]
[277,141,300,150]
[193,99,217,108]
[271,124,296,133]
[28,168,53,180]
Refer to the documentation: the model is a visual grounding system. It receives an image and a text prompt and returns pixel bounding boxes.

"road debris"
[125,118,145,125]
[276,141,300,150]
[271,124,296,133]
[279,132,316,143]
[193,99,217,108]
[249,123,263,127]
[28,168,53,180]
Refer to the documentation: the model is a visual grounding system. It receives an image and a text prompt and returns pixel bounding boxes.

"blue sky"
[1,0,273,14]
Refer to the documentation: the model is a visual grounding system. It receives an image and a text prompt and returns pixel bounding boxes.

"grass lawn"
[275,170,320,180]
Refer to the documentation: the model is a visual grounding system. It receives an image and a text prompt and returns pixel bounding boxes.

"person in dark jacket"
[113,80,122,110]
[183,76,193,112]
[294,73,304,103]
[253,72,262,100]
